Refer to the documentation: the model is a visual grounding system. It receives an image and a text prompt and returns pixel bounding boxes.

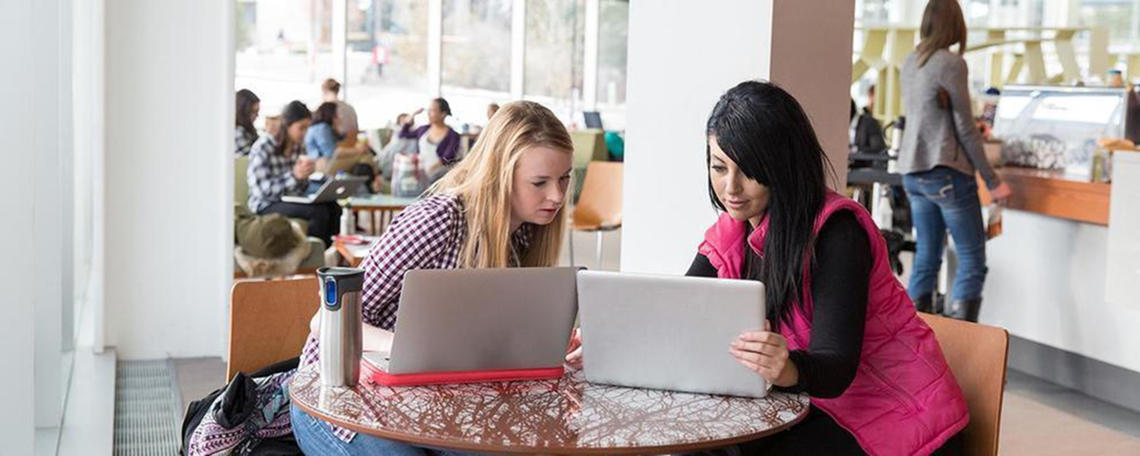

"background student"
[321,78,360,143]
[399,97,461,181]
[291,101,576,455]
[234,89,260,156]
[247,100,340,244]
[305,101,368,172]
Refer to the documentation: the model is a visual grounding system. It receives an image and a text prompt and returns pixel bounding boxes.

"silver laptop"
[576,270,769,397]
[366,267,578,374]
[280,176,366,204]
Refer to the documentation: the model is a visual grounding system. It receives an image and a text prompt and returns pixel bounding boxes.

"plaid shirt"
[298,194,533,442]
[234,126,257,156]
[246,134,308,212]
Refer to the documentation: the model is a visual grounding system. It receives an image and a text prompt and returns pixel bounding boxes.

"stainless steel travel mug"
[318,266,364,387]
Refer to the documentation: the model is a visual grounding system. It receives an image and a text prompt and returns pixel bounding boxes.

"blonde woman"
[291,100,575,455]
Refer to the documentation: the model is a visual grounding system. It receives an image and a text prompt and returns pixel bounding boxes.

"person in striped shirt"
[291,100,576,455]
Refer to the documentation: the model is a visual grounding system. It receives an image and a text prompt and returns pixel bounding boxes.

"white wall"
[621,0,854,274]
[984,212,1140,374]
[102,0,234,359]
[0,0,38,450]
[73,0,100,349]
[32,0,69,429]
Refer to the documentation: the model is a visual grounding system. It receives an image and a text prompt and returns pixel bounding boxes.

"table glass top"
[290,363,809,452]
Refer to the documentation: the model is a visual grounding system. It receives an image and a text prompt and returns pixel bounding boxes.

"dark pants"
[688,406,962,455]
[259,201,341,245]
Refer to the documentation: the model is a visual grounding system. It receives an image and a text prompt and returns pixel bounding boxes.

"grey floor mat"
[113,360,182,456]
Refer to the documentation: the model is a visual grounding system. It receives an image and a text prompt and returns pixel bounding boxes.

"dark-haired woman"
[686,81,966,455]
[305,101,369,172]
[399,98,461,181]
[899,0,1012,321]
[304,102,341,166]
[235,89,260,156]
[247,100,340,244]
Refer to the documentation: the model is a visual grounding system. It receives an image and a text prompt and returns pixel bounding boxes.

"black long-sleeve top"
[686,211,871,398]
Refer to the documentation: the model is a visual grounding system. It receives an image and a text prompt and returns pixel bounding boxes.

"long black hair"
[706,80,834,326]
[274,100,312,155]
[236,89,260,136]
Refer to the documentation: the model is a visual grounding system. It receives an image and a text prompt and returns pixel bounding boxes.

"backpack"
[181,358,301,456]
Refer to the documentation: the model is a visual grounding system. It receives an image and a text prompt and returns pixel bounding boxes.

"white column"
[220,0,237,360]
[60,0,76,354]
[0,0,38,451]
[428,0,443,97]
[583,0,600,110]
[621,0,854,274]
[102,0,231,359]
[91,0,107,353]
[510,0,526,99]
[33,0,65,430]
[332,0,348,95]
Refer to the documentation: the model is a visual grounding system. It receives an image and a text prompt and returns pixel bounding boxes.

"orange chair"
[919,313,1010,456]
[569,161,622,268]
[227,276,320,380]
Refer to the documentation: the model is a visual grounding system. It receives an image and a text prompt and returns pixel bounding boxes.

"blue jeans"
[902,167,987,302]
[290,403,479,455]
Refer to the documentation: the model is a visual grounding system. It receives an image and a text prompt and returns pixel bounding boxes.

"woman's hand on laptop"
[730,321,799,388]
[564,328,583,370]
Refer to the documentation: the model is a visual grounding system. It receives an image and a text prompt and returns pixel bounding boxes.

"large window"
[1080,0,1140,50]
[235,0,629,133]
[525,0,585,118]
[441,0,513,126]
[597,0,627,109]
[346,0,429,129]
[235,0,334,125]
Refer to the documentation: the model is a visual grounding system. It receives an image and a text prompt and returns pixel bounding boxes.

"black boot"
[914,293,934,313]
[946,298,982,322]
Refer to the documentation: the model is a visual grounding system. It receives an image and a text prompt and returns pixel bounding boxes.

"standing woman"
[247,101,340,244]
[234,89,260,156]
[399,97,461,181]
[899,0,1011,321]
[291,101,575,455]
[686,81,966,455]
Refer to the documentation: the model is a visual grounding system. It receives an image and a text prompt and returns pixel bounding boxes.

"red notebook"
[361,353,564,387]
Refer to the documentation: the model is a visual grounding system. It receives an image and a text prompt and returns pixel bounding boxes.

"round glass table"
[289,363,810,454]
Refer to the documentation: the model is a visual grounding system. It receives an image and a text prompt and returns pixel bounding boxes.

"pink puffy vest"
[698,191,968,455]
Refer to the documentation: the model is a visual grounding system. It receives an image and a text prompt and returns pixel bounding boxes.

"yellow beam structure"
[853,26,1105,124]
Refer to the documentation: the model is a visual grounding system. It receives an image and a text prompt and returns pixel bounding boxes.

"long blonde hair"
[916,0,967,67]
[428,101,574,269]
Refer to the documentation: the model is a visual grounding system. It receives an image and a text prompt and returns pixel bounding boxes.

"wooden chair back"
[573,161,623,230]
[227,276,319,380]
[919,313,1010,456]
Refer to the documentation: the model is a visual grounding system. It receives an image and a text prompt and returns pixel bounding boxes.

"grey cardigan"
[898,49,1001,189]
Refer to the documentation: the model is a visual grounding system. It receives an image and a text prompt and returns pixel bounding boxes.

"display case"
[993,85,1140,179]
